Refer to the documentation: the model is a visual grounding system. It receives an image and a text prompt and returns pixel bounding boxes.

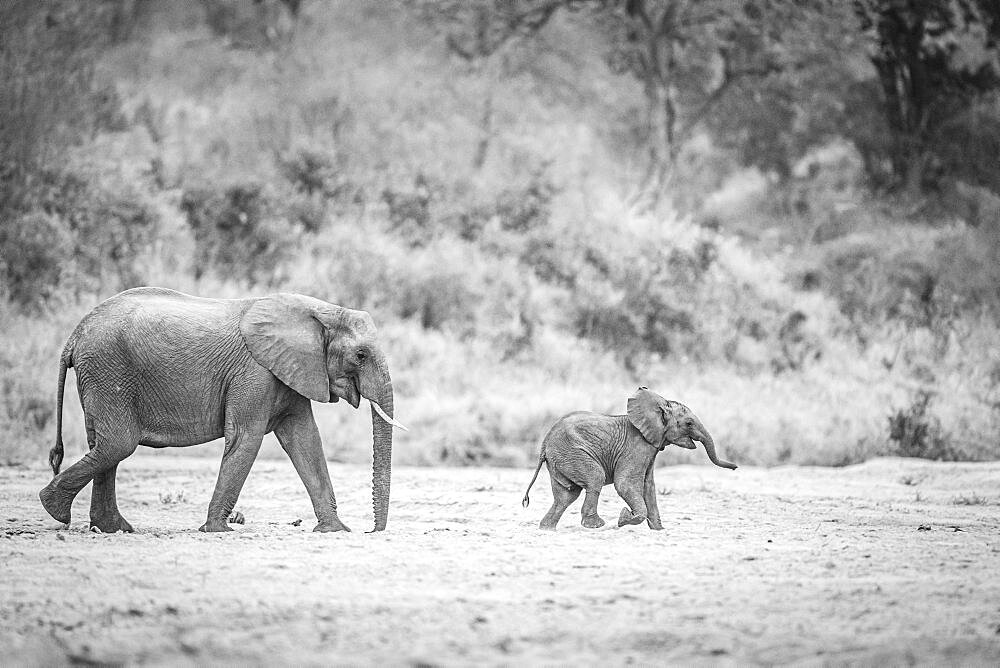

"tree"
[406,0,565,169]
[0,1,123,216]
[854,0,1000,194]
[414,0,835,204]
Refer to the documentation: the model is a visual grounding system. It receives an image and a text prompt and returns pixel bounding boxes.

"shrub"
[571,240,704,367]
[886,391,960,460]
[491,168,557,234]
[1,168,159,303]
[278,147,347,200]
[203,0,298,49]
[70,185,160,289]
[382,173,437,246]
[180,182,299,285]
[447,168,558,242]
[0,212,72,309]
[0,2,123,217]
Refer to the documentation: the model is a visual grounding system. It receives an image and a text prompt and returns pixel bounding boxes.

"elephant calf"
[522,387,737,530]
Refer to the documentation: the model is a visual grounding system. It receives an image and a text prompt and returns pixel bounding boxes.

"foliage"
[854,0,1000,193]
[202,0,300,49]
[180,182,300,285]
[33,169,160,292]
[3,2,1000,469]
[0,213,72,310]
[0,167,160,306]
[0,1,124,217]
[886,391,958,460]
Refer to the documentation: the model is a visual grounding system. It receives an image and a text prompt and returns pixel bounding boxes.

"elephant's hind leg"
[89,463,134,533]
[539,480,581,530]
[580,487,605,528]
[40,410,139,528]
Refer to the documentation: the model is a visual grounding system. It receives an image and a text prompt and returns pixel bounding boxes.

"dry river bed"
[2,454,999,666]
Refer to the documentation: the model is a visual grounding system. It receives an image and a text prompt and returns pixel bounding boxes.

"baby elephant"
[522,387,737,530]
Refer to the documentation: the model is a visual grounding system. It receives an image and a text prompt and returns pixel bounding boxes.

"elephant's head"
[626,387,737,470]
[240,293,406,531]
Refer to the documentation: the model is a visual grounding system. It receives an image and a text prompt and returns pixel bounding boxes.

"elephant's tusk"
[371,401,409,431]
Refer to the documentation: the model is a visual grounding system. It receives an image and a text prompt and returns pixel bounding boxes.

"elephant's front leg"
[274,400,350,533]
[614,474,649,528]
[200,420,265,533]
[643,464,664,530]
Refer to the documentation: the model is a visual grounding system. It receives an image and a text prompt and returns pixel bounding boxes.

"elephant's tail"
[522,451,546,508]
[49,340,73,476]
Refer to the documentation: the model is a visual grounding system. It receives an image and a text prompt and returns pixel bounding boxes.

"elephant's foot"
[198,519,234,533]
[647,520,665,531]
[313,518,351,533]
[39,483,72,525]
[90,512,134,534]
[618,508,647,527]
[227,511,245,525]
[581,514,605,529]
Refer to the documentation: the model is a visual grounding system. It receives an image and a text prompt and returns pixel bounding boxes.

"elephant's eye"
[356,350,367,364]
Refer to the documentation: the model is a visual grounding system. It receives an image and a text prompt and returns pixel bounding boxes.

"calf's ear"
[627,387,665,445]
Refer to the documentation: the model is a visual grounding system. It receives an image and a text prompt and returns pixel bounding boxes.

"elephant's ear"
[240,294,331,403]
[627,387,665,445]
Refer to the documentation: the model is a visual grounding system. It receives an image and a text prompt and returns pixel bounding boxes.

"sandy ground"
[2,454,999,666]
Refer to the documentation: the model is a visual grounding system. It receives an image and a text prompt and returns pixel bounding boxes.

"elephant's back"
[70,287,251,364]
[545,412,624,452]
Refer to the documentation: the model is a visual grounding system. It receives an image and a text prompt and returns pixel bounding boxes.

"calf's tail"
[522,451,546,508]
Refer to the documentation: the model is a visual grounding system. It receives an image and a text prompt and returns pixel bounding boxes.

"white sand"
[2,455,999,665]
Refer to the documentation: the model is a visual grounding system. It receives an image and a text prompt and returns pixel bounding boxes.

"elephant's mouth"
[330,376,361,408]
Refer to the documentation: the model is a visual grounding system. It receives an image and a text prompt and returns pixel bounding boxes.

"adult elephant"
[39,287,405,533]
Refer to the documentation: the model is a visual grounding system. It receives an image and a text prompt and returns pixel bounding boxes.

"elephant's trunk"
[359,350,395,531]
[691,417,737,470]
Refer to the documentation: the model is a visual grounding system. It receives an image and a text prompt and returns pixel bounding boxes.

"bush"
[447,168,557,242]
[491,168,557,234]
[1,168,160,303]
[0,212,72,309]
[0,2,123,217]
[382,173,437,247]
[203,0,298,49]
[886,391,961,460]
[571,240,705,367]
[278,147,346,199]
[70,185,160,289]
[180,182,299,285]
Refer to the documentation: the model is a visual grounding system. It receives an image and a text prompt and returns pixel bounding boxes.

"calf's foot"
[581,514,605,529]
[618,508,647,527]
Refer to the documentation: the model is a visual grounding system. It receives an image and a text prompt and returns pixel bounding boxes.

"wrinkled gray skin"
[38,287,400,533]
[522,387,737,530]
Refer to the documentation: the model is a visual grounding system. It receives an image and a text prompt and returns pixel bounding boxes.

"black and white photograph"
[2,0,999,664]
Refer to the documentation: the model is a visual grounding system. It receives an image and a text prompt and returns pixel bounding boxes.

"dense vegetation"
[2,0,999,468]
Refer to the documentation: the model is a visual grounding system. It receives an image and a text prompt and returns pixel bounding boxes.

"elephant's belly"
[133,383,228,447]
[137,407,226,447]
[139,427,224,448]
